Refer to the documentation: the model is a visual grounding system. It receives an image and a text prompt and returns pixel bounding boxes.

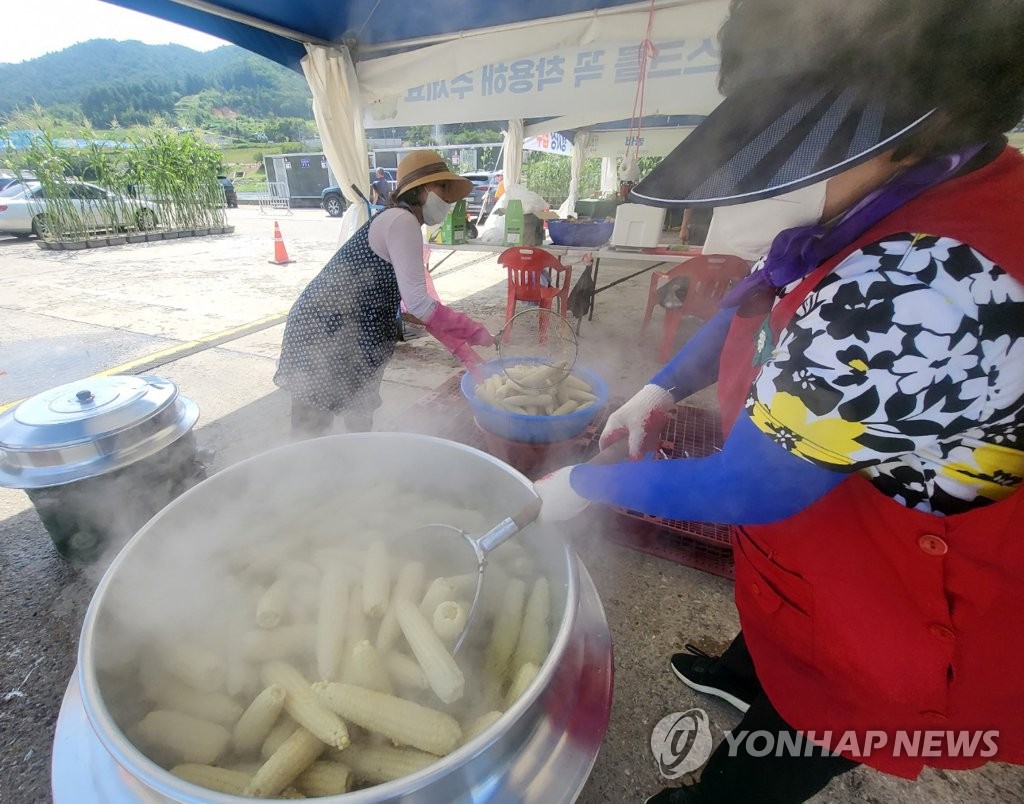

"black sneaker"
[670,644,754,713]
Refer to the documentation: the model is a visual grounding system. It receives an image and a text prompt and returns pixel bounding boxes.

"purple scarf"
[721,144,986,313]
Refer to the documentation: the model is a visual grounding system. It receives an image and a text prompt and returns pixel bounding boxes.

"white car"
[0,180,159,239]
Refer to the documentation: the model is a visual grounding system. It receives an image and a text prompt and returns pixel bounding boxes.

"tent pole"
[355,0,695,56]
[165,0,334,46]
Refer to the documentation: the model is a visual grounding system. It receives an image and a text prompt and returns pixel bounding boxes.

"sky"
[3,0,229,65]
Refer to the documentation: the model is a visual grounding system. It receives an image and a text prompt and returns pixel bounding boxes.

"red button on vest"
[918,534,948,556]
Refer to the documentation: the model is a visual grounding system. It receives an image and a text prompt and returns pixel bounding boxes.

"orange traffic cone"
[269,221,293,265]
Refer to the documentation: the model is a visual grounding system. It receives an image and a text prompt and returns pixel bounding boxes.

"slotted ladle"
[415,440,628,654]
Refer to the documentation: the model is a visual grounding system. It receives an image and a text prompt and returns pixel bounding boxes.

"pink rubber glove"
[424,304,494,348]
[599,383,675,459]
[424,304,493,374]
[451,342,485,375]
[534,465,590,523]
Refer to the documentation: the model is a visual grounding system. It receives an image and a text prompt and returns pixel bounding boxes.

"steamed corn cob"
[147,679,244,726]
[504,662,540,708]
[342,584,368,670]
[261,719,298,759]
[362,540,390,618]
[260,661,350,750]
[241,626,316,662]
[418,577,462,619]
[226,653,261,698]
[382,652,430,691]
[334,744,437,784]
[257,579,291,629]
[461,710,503,745]
[293,760,354,797]
[484,578,526,678]
[136,710,230,765]
[431,601,468,647]
[313,681,462,755]
[315,565,349,681]
[233,683,286,755]
[513,577,550,669]
[375,561,426,653]
[171,764,251,795]
[244,726,325,798]
[346,640,393,694]
[394,600,465,704]
[563,374,593,392]
[157,641,226,692]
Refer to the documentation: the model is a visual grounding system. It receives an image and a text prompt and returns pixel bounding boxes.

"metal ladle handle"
[474,497,542,555]
[455,447,626,653]
[452,497,542,655]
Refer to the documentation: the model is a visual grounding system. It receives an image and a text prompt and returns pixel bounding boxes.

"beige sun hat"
[393,150,473,201]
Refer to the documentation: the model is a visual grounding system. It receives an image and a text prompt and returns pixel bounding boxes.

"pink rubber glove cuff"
[424,304,493,347]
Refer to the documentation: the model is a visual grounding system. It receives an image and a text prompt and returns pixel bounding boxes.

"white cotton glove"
[599,383,675,459]
[535,466,590,523]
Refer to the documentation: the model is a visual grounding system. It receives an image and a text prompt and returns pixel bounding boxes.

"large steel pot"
[56,433,613,803]
[0,374,203,561]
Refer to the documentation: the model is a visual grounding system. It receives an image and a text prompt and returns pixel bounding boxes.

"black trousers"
[695,633,859,803]
[290,397,373,439]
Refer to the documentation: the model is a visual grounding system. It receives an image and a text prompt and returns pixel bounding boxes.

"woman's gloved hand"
[424,304,494,348]
[534,466,590,523]
[599,383,675,458]
[424,304,494,372]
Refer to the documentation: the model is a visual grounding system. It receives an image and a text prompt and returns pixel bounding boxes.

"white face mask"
[701,179,829,262]
[421,190,454,226]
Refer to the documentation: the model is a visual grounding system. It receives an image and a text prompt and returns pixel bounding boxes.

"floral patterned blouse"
[747,233,1024,515]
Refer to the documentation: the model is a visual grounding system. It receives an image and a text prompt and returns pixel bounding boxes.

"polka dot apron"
[274,217,402,415]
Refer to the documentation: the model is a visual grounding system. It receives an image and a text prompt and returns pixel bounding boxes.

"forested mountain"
[0,40,314,139]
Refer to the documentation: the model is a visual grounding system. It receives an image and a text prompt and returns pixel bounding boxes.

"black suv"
[321,169,397,217]
[462,171,502,217]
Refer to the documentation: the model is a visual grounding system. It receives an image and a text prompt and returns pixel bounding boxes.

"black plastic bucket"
[25,432,206,561]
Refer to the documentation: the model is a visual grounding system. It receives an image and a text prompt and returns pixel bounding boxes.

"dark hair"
[717,0,1024,159]
[391,186,422,208]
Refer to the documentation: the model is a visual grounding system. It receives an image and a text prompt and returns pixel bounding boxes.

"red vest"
[718,147,1024,777]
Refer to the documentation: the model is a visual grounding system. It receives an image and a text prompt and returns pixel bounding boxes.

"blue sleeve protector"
[569,413,846,524]
[650,306,737,402]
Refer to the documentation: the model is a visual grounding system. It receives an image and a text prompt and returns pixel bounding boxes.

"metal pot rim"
[77,432,581,802]
[0,375,199,489]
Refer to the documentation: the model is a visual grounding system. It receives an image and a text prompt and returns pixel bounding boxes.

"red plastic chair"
[640,254,750,362]
[498,247,572,342]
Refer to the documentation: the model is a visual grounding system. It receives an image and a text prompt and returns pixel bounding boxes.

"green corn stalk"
[2,121,226,240]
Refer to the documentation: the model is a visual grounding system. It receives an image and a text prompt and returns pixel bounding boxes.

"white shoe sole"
[671,662,751,713]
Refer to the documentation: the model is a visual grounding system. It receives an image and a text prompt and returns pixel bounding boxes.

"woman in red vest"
[536,1,1024,801]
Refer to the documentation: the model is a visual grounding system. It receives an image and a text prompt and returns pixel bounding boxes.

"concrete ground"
[1,208,1021,803]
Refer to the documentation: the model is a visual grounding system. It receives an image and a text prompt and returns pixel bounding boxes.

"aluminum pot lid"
[0,374,199,489]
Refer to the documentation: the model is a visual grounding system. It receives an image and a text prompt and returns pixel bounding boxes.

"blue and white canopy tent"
[103,0,728,234]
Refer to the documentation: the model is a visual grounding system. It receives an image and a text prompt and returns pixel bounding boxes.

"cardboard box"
[441,199,468,244]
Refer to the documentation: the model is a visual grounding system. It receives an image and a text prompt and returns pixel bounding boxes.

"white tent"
[107,0,729,236]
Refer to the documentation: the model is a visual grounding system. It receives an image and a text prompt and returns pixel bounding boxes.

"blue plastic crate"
[548,219,614,247]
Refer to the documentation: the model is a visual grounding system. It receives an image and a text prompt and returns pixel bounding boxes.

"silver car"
[0,180,159,239]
